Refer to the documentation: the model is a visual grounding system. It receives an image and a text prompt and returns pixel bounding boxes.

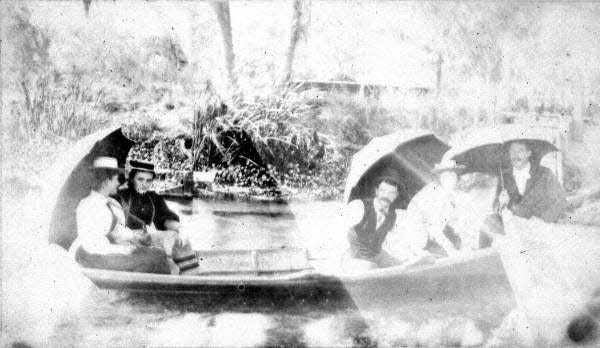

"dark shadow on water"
[567,314,598,345]
[108,286,376,347]
[567,288,600,345]
[178,206,194,215]
[263,312,376,348]
[212,210,296,219]
[120,286,357,315]
[8,342,34,348]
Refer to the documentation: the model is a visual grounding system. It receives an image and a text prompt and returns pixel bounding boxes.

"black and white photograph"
[2,1,600,347]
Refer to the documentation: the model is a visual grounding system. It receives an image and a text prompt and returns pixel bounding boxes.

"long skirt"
[147,228,199,273]
[75,245,171,274]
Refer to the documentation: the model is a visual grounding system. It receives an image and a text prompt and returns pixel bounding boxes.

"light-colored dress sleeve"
[106,198,135,244]
[343,200,365,228]
[76,198,131,254]
[403,198,431,251]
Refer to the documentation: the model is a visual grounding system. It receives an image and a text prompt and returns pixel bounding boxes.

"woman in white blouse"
[71,156,171,274]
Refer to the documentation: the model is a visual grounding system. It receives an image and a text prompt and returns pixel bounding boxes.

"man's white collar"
[512,162,531,177]
[373,198,388,215]
[512,162,531,195]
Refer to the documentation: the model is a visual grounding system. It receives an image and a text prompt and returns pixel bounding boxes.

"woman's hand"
[498,190,510,208]
[173,233,185,249]
[132,229,152,246]
[164,220,181,234]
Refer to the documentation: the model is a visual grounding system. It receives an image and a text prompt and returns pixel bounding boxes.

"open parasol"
[48,128,135,250]
[448,125,560,188]
[344,129,449,209]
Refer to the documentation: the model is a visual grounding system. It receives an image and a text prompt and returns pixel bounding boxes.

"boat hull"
[337,249,513,313]
[81,249,510,302]
[82,267,344,295]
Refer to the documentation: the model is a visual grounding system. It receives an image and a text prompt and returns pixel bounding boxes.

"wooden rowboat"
[81,247,511,300]
[82,247,340,295]
[50,128,513,306]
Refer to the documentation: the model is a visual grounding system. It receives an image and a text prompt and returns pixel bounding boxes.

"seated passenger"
[405,159,465,257]
[114,160,199,274]
[498,141,567,223]
[71,156,171,274]
[341,177,404,272]
[452,172,504,249]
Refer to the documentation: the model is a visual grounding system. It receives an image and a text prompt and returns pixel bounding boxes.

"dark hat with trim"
[127,159,156,177]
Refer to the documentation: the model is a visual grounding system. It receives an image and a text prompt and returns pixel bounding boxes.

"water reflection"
[149,313,274,347]
[47,288,364,347]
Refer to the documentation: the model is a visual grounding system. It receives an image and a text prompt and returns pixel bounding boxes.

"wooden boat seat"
[192,248,312,276]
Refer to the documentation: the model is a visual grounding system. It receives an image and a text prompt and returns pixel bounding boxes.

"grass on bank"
[2,3,589,201]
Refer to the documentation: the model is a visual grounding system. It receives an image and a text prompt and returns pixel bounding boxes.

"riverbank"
[5,124,600,202]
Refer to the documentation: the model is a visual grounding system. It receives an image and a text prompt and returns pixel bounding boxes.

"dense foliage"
[125,89,363,200]
[4,3,599,201]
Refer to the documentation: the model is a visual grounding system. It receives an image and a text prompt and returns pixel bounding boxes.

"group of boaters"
[70,157,199,275]
[342,140,567,272]
[71,138,566,275]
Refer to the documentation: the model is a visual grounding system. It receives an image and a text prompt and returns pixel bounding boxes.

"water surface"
[4,195,515,347]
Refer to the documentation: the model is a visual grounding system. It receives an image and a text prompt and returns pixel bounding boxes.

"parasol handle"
[496,165,506,214]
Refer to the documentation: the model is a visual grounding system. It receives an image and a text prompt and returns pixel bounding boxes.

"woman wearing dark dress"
[114,160,199,274]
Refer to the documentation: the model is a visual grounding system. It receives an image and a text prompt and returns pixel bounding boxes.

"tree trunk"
[435,52,443,96]
[432,51,443,130]
[487,81,498,125]
[0,19,3,143]
[282,0,305,86]
[83,0,91,17]
[210,1,239,95]
[487,53,503,124]
[571,77,585,142]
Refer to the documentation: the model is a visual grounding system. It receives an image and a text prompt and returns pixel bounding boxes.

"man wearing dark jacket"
[342,177,402,271]
[498,142,567,223]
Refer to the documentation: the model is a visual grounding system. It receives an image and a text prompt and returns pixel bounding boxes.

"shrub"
[4,6,108,142]
[563,160,583,193]
[189,84,321,173]
[274,148,350,200]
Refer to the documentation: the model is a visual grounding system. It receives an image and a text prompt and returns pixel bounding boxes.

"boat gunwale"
[81,248,502,288]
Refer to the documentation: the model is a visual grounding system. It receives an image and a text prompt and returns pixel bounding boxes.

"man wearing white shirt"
[498,142,567,223]
[71,156,171,274]
[512,161,531,196]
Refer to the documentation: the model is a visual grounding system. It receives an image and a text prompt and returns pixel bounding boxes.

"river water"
[0,194,528,347]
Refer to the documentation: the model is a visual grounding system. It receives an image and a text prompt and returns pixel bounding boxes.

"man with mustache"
[498,141,567,223]
[342,177,403,271]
